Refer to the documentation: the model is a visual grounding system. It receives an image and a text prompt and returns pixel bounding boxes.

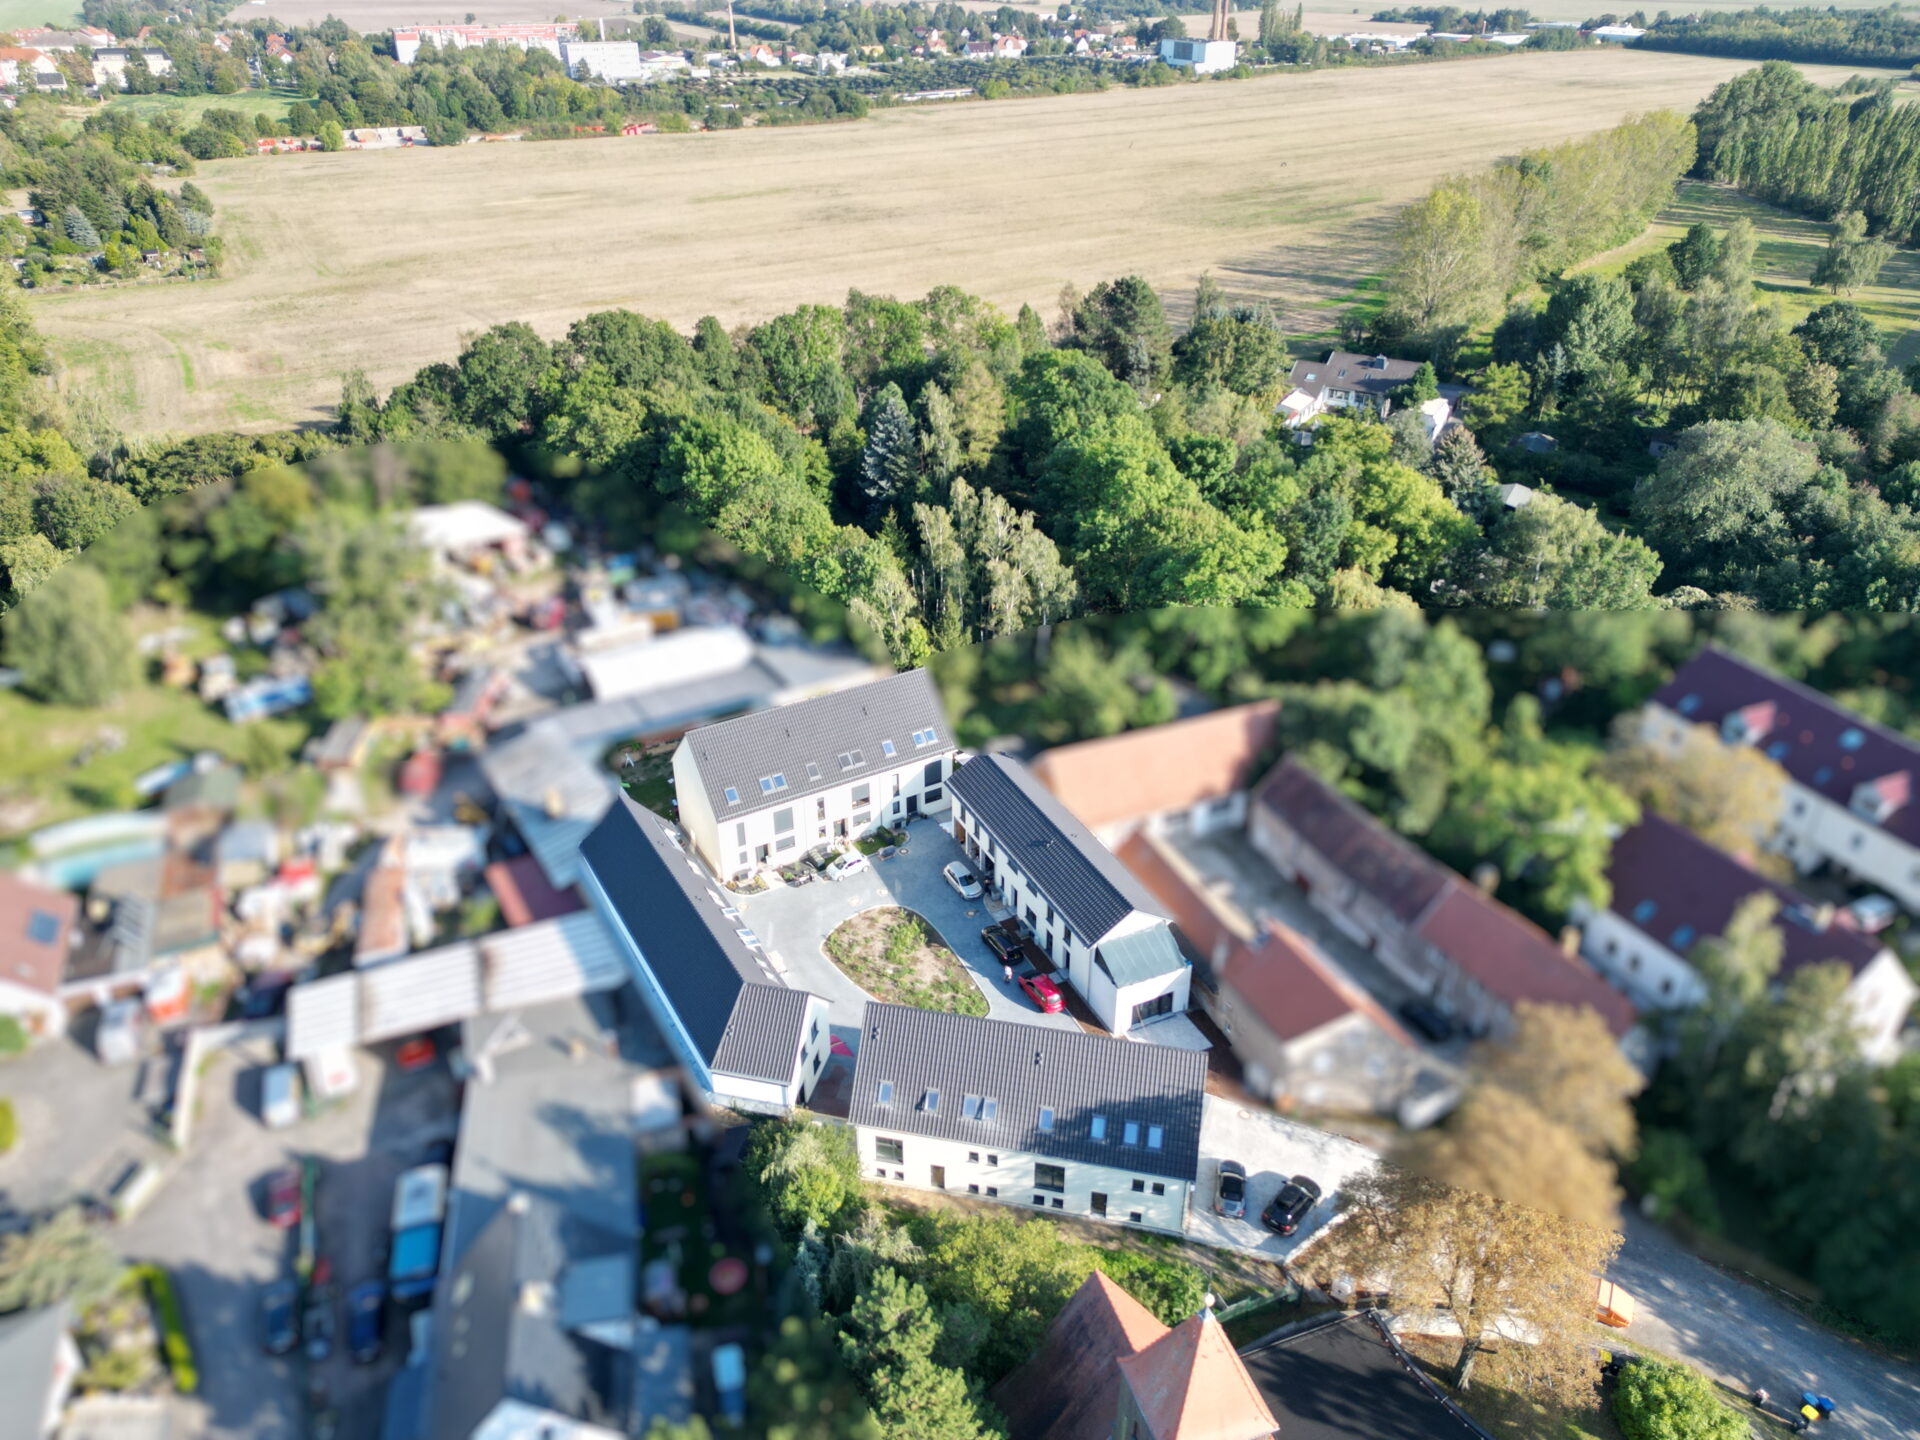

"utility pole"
[728,0,739,50]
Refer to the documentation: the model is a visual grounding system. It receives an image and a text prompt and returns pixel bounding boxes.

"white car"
[942,860,984,900]
[825,851,870,882]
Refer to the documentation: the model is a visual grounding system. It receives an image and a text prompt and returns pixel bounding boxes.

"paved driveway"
[738,822,1081,1039]
[1610,1212,1920,1440]
[1186,1099,1381,1262]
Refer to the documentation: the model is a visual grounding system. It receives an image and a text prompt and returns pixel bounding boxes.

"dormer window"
[1721,701,1776,746]
[1852,772,1911,824]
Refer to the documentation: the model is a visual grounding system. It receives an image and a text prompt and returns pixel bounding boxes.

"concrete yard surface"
[1188,1100,1380,1262]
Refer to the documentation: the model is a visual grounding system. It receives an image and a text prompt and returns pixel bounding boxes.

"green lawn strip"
[826,907,988,1016]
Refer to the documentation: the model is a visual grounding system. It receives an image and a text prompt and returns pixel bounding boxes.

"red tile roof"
[1031,702,1281,834]
[1653,646,1920,846]
[1221,921,1415,1046]
[484,856,585,929]
[1254,759,1450,926]
[1605,815,1882,980]
[993,1272,1167,1440]
[1117,1311,1279,1440]
[1415,884,1634,1037]
[0,870,77,998]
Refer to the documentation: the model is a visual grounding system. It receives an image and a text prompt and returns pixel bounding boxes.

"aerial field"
[31,49,1897,435]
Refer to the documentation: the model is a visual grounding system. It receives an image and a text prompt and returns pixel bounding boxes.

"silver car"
[1215,1160,1248,1219]
[943,860,984,900]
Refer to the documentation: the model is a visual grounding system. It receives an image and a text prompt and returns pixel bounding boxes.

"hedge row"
[131,1264,199,1395]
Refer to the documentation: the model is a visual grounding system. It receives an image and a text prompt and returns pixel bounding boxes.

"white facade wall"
[854,1125,1191,1234]
[677,744,955,880]
[0,978,66,1040]
[560,40,646,81]
[1158,37,1237,72]
[1580,905,1914,1061]
[1643,704,1920,915]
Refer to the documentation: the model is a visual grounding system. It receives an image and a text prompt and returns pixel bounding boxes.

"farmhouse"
[949,752,1191,1035]
[578,795,831,1112]
[1643,646,1920,914]
[1249,757,1636,1040]
[849,1002,1208,1234]
[1577,815,1916,1060]
[670,667,955,880]
[993,1273,1278,1440]
[1278,351,1450,438]
[1029,699,1280,845]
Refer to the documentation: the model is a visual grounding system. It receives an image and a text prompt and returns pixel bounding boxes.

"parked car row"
[1212,1163,1325,1237]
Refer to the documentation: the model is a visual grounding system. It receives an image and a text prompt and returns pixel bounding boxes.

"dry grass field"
[30,49,1891,435]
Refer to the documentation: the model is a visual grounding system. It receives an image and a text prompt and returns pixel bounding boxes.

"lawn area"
[0,0,75,30]
[610,742,676,818]
[104,90,295,128]
[826,907,988,1016]
[1398,1334,1628,1440]
[639,1150,763,1329]
[1576,180,1920,368]
[0,682,306,839]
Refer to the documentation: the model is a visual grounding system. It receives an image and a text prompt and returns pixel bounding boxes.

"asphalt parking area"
[117,1038,458,1440]
[1186,1099,1380,1261]
[738,821,1080,1037]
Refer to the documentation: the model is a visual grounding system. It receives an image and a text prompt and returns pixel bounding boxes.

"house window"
[1051,1198,1063,1210]
[773,808,795,834]
[986,1186,998,1197]
[759,774,788,794]
[1045,903,1055,926]
[1037,1108,1055,1132]
[876,1081,894,1105]
[1151,1183,1165,1197]
[987,1154,999,1166]
[1122,1122,1140,1146]
[969,1151,980,1163]
[1035,1163,1066,1193]
[724,787,741,805]
[882,739,897,757]
[853,813,871,829]
[969,1184,980,1194]
[1090,1116,1108,1142]
[852,783,871,805]
[1852,834,1865,851]
[925,787,943,805]
[736,823,747,845]
[1033,1196,1045,1206]
[876,1137,904,1164]
[1129,1211,1143,1224]
[1131,1179,1145,1193]
[776,836,796,852]
[923,759,943,787]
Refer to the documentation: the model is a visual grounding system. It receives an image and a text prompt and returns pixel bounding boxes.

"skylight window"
[963,1094,982,1119]
[805,762,821,781]
[1037,1107,1055,1132]
[26,910,59,945]
[1677,694,1701,715]
[981,1098,998,1121]
[922,1089,941,1113]
[881,739,897,758]
[839,750,865,769]
[759,774,788,794]
[876,1081,894,1106]
[1670,926,1696,951]
[1146,1126,1164,1150]
[1122,1121,1140,1146]
[912,728,938,747]
[1841,728,1866,751]
[1090,1116,1107,1141]
[1632,899,1658,925]
[1815,767,1835,786]
[1767,741,1791,761]
[723,787,741,805]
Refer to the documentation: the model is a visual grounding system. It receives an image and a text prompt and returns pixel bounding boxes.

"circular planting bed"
[825,907,988,1017]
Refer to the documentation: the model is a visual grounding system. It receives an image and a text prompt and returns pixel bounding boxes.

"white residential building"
[1278,351,1450,437]
[671,668,956,880]
[1577,815,1916,1061]
[392,23,575,65]
[949,752,1191,1034]
[1158,36,1236,71]
[559,39,646,81]
[578,797,831,1112]
[89,48,173,88]
[1643,647,1920,915]
[850,1003,1207,1234]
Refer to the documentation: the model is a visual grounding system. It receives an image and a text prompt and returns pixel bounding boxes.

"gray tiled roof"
[950,753,1170,944]
[679,668,953,819]
[479,718,620,888]
[1286,350,1422,403]
[1096,927,1187,986]
[849,1002,1206,1183]
[578,796,811,1084]
[0,1303,69,1440]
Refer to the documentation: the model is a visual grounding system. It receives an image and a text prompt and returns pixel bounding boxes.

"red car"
[395,1038,436,1072]
[265,1166,302,1228]
[1017,972,1065,1014]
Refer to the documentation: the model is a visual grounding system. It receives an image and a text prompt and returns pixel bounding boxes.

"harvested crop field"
[32,50,1892,434]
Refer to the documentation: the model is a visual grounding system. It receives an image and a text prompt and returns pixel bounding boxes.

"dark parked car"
[304,1283,338,1362]
[239,974,294,1020]
[347,1281,385,1364]
[264,1166,302,1228]
[1261,1175,1324,1236]
[981,926,1021,965]
[1398,1001,1455,1043]
[420,1138,455,1169]
[260,1280,299,1355]
[1215,1160,1248,1220]
[802,843,839,874]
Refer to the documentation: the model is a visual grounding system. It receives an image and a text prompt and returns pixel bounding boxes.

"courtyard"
[1186,1099,1382,1263]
